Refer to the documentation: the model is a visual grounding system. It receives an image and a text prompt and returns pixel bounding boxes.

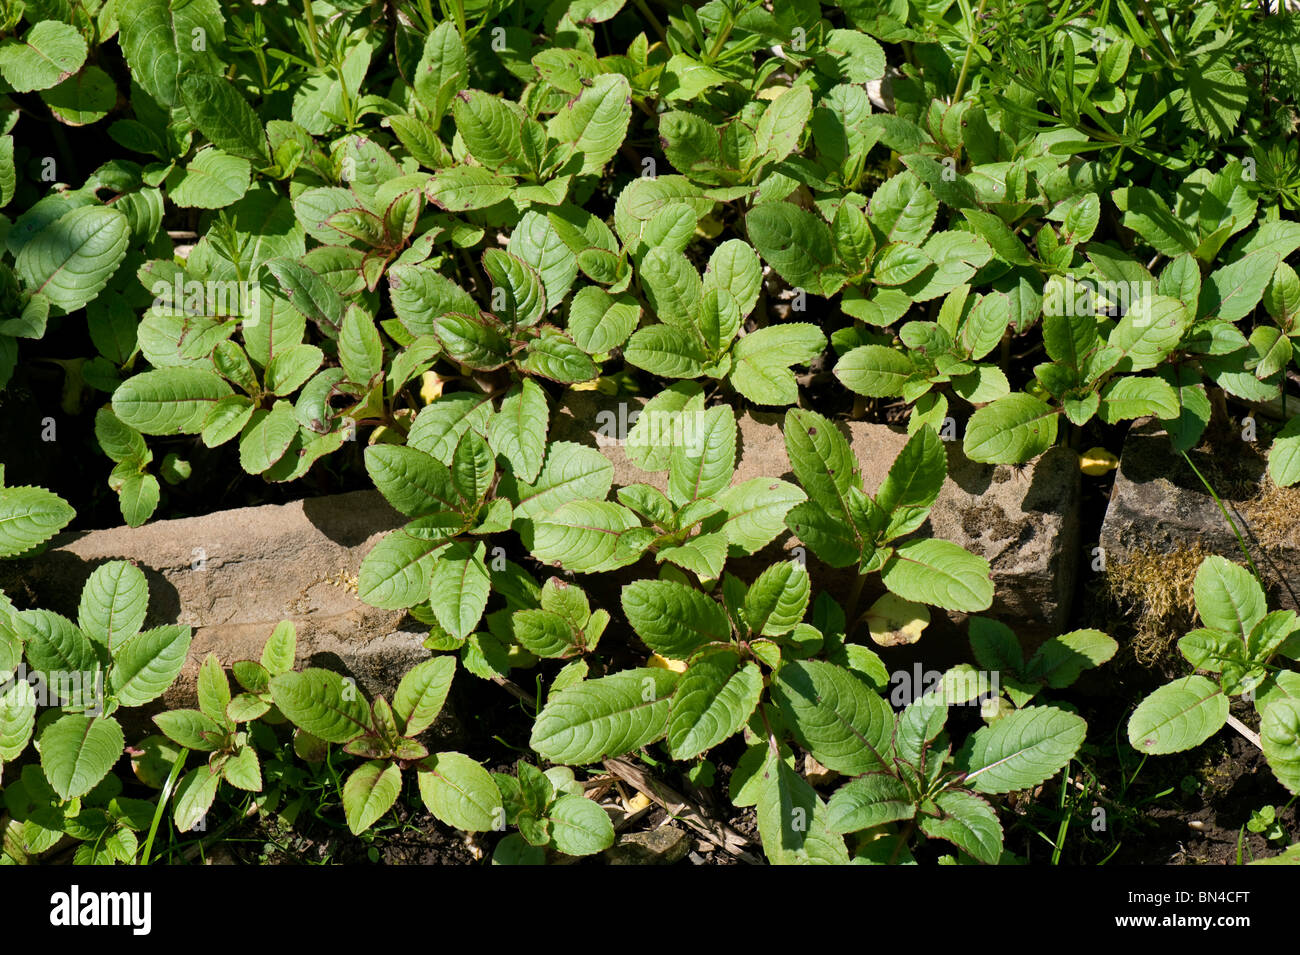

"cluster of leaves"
[1128,555,1300,796]
[3,0,1300,865]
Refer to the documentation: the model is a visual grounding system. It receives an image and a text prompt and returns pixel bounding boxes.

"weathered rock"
[605,825,692,865]
[1100,419,1300,612]
[554,390,1081,640]
[0,490,424,712]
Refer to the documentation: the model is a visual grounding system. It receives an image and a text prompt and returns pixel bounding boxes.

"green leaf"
[413,21,467,121]
[432,312,510,370]
[266,258,343,334]
[714,477,806,555]
[548,792,615,855]
[261,621,296,676]
[238,403,298,474]
[835,345,915,397]
[566,287,639,354]
[960,706,1086,793]
[172,766,220,832]
[875,424,945,518]
[1112,187,1197,257]
[488,380,549,483]
[820,29,886,82]
[638,247,702,329]
[503,441,612,522]
[623,324,707,378]
[826,773,915,833]
[918,790,1002,865]
[704,239,763,317]
[746,202,839,294]
[266,345,324,396]
[0,134,11,206]
[152,709,221,751]
[513,609,578,658]
[1202,222,1300,321]
[668,404,735,506]
[166,148,251,209]
[117,0,222,108]
[108,626,191,707]
[426,166,513,211]
[393,656,455,737]
[364,444,459,518]
[530,668,678,763]
[1261,699,1300,795]
[519,328,598,383]
[429,546,491,640]
[755,750,850,865]
[450,430,494,510]
[1177,54,1247,141]
[1128,676,1228,754]
[744,562,811,636]
[962,209,1034,266]
[783,408,856,512]
[730,324,825,406]
[180,73,268,163]
[546,73,631,174]
[1097,376,1180,423]
[0,21,87,93]
[39,714,124,801]
[343,760,402,834]
[113,367,233,435]
[754,84,812,166]
[417,752,503,831]
[15,205,129,312]
[196,653,231,727]
[667,649,762,760]
[222,745,262,790]
[509,210,579,307]
[624,383,705,471]
[1271,416,1300,487]
[112,469,161,528]
[881,539,993,612]
[1194,555,1266,640]
[339,307,382,386]
[622,579,731,660]
[963,393,1058,464]
[873,242,930,286]
[452,89,535,174]
[0,681,36,762]
[269,669,372,743]
[527,500,641,573]
[1026,630,1118,688]
[21,609,97,684]
[0,484,74,558]
[1108,295,1189,372]
[869,171,937,245]
[772,660,893,775]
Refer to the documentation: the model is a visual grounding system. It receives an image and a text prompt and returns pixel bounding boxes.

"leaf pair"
[783,409,993,613]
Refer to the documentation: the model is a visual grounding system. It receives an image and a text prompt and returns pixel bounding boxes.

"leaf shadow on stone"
[0,546,182,627]
[300,489,404,548]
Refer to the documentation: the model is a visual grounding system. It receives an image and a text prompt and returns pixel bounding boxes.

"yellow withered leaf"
[865,592,930,647]
[1080,446,1119,476]
[647,653,688,673]
[420,371,445,404]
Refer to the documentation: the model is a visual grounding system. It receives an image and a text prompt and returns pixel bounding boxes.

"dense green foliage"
[1,0,1299,864]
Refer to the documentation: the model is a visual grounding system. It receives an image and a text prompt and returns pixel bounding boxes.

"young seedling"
[269,653,502,836]
[1127,555,1300,796]
[781,409,993,627]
